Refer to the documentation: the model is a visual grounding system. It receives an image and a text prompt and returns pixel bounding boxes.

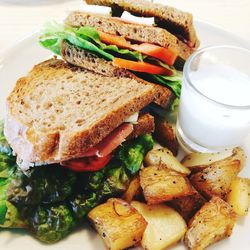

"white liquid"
[179,64,250,149]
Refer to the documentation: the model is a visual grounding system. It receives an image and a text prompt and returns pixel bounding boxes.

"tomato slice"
[131,43,177,66]
[113,58,173,75]
[98,31,131,49]
[61,154,112,172]
[98,31,177,66]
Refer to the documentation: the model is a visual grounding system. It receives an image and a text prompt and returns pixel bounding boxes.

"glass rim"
[184,45,250,110]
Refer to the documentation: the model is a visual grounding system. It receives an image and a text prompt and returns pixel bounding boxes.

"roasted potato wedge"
[144,148,190,175]
[182,147,245,173]
[190,151,243,199]
[88,198,147,250]
[169,187,206,222]
[122,176,142,203]
[153,118,178,156]
[184,196,236,250]
[140,165,194,204]
[227,177,250,216]
[131,201,187,250]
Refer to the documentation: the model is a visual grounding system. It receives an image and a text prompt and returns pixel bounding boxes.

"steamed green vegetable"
[28,204,75,243]
[0,117,154,243]
[39,22,182,98]
[8,165,77,207]
[0,121,23,228]
[69,134,154,218]
[115,134,154,174]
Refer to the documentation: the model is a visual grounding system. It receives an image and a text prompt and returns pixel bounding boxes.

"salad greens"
[39,22,182,99]
[0,118,154,243]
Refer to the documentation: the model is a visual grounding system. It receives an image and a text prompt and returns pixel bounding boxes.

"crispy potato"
[190,150,243,199]
[169,187,207,222]
[153,118,178,156]
[182,147,245,173]
[140,165,194,204]
[122,176,142,203]
[184,196,236,250]
[88,198,147,250]
[144,148,190,175]
[131,201,187,250]
[227,177,250,216]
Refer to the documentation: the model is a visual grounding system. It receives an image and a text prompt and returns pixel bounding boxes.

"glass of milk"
[176,45,250,153]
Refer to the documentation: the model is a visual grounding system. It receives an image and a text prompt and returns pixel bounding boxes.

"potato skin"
[182,147,245,174]
[144,148,190,175]
[190,155,242,199]
[88,198,147,250]
[169,188,206,222]
[153,118,178,156]
[140,165,194,204]
[227,177,250,216]
[122,176,142,203]
[131,201,187,250]
[184,196,236,250]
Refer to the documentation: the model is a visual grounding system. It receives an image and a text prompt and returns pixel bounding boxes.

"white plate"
[0,20,250,250]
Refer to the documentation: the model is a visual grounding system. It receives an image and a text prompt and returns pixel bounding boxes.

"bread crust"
[61,41,174,108]
[85,0,199,48]
[65,11,194,61]
[5,59,157,164]
[129,113,154,139]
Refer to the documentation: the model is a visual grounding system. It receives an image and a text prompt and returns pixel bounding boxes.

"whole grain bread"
[85,0,199,48]
[61,40,174,108]
[65,11,194,61]
[129,113,154,139]
[4,58,158,164]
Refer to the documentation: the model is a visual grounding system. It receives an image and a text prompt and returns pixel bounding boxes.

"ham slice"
[81,123,134,157]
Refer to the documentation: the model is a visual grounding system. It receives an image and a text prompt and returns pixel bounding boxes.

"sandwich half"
[39,0,199,108]
[4,58,162,169]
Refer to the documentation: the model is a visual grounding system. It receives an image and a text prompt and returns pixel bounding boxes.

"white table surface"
[0,0,250,53]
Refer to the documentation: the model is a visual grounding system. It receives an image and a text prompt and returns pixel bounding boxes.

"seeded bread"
[4,59,158,164]
[85,0,199,48]
[61,40,174,108]
[65,11,194,61]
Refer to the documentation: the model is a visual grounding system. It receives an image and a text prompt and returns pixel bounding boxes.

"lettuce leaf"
[40,22,144,61]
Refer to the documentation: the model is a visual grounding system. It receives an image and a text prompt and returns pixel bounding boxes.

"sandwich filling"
[39,23,182,99]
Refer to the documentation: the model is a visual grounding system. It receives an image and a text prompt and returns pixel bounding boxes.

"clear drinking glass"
[176,45,250,153]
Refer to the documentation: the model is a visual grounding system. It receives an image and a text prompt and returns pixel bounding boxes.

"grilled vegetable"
[131,201,187,250]
[88,198,147,250]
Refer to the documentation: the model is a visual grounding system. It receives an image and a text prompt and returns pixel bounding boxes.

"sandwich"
[39,0,199,107]
[1,58,169,242]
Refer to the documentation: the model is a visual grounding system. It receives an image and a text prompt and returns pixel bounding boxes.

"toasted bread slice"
[4,59,158,164]
[129,113,154,139]
[65,11,194,61]
[85,0,199,48]
[61,40,174,108]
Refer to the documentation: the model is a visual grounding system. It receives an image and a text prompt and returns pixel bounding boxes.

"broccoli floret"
[28,204,75,243]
